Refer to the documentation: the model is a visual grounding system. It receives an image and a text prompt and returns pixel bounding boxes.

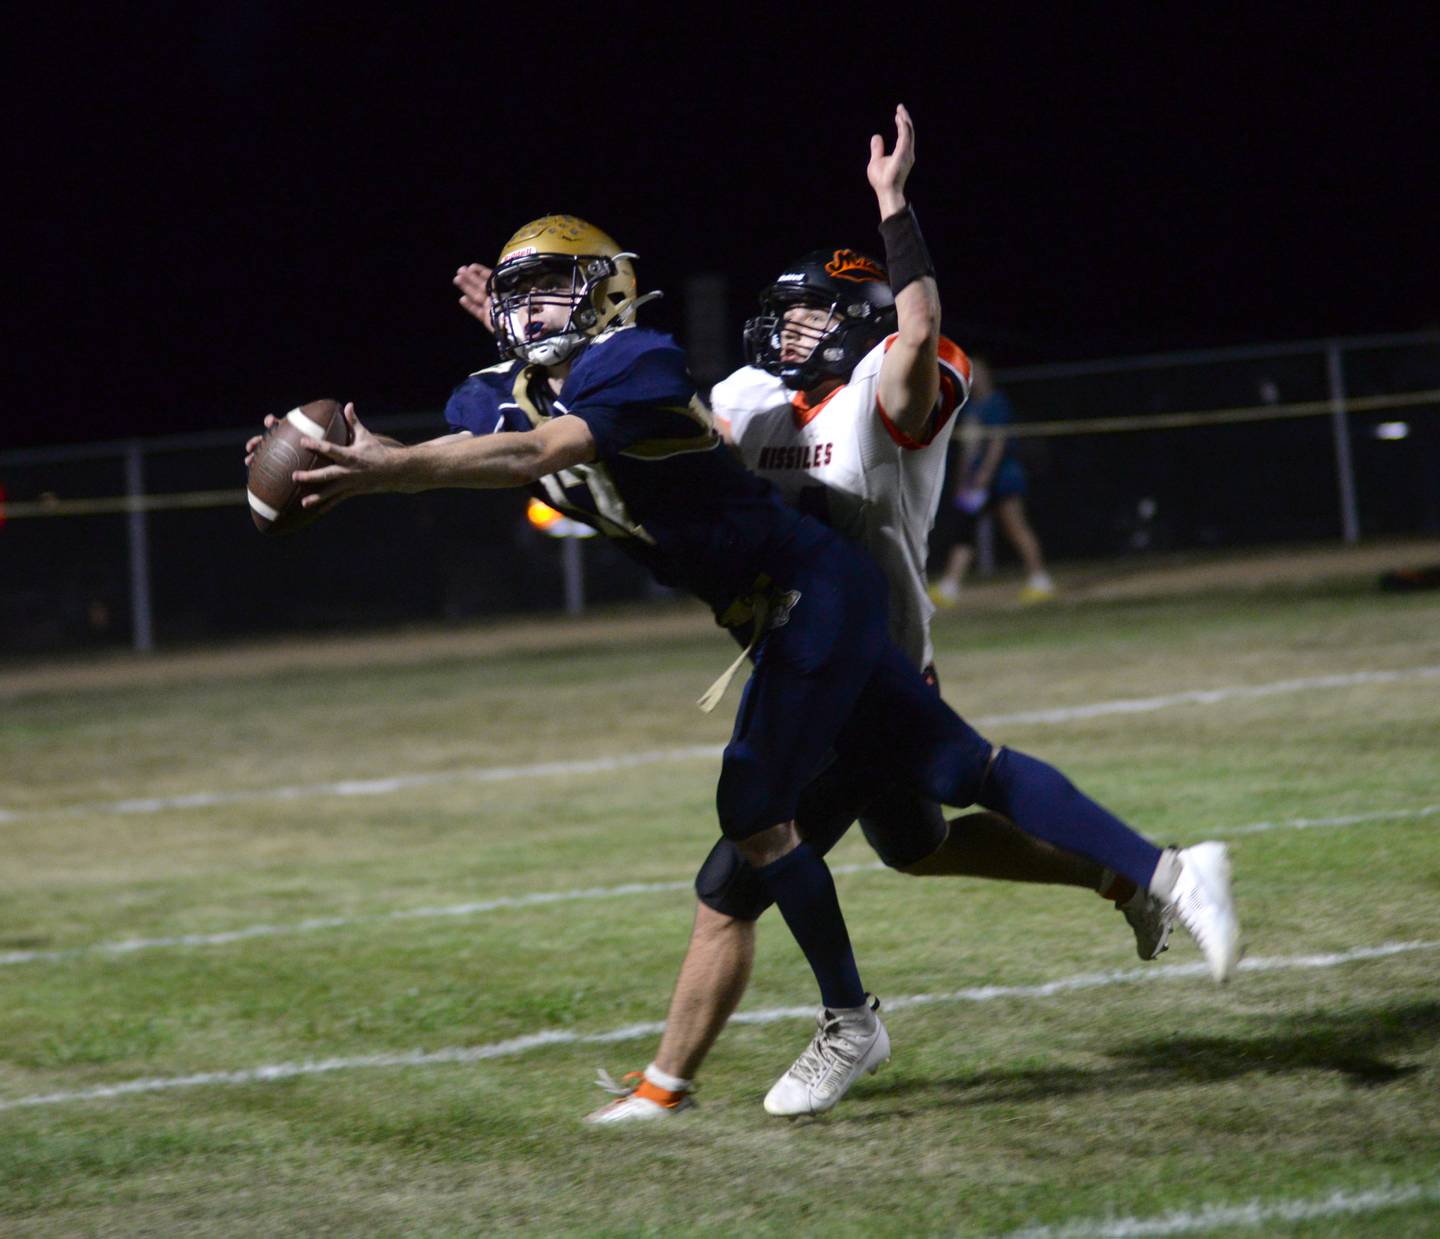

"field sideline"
[2,541,1438,1235]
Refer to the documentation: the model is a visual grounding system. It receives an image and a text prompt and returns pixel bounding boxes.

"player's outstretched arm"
[871,104,942,439]
[293,403,596,513]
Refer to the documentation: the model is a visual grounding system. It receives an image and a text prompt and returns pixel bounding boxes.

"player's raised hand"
[294,403,399,513]
[868,103,916,219]
[243,414,279,467]
[454,262,496,333]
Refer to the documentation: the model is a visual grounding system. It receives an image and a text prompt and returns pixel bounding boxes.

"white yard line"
[1222,803,1440,837]
[4,804,1436,969]
[3,664,1436,824]
[998,1181,1440,1238]
[982,664,1440,728]
[1,939,1434,1113]
[27,745,729,820]
[0,878,697,967]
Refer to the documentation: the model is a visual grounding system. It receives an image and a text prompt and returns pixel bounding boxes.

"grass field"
[2,544,1439,1236]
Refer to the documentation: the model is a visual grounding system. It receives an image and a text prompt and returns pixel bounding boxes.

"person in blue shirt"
[271,114,1239,1120]
[931,356,1056,604]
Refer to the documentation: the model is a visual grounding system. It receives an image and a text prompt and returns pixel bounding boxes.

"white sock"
[1147,848,1182,902]
[1027,571,1053,590]
[644,1062,691,1093]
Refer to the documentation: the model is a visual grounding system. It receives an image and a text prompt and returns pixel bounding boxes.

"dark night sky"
[9,6,1436,450]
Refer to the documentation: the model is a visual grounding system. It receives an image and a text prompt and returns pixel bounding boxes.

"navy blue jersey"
[445,328,820,612]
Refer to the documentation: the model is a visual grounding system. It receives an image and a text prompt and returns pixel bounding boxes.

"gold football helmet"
[488,214,654,366]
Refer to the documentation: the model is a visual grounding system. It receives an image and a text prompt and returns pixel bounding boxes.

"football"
[247,399,351,535]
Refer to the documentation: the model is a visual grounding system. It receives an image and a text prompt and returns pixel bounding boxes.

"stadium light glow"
[526,497,596,538]
[1373,421,1410,440]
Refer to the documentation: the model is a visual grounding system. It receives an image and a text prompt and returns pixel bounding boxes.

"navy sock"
[756,842,865,1009]
[977,748,1162,888]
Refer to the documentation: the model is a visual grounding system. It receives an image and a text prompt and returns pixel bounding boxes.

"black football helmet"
[743,248,897,390]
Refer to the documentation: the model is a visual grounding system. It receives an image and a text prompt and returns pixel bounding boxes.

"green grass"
[2,557,1439,1235]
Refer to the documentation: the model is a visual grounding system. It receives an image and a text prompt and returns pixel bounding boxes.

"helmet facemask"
[486,215,659,367]
[744,287,890,391]
[743,249,896,391]
[489,253,626,367]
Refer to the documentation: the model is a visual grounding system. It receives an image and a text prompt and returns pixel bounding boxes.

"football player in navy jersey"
[577,111,1190,1123]
[268,109,1240,1120]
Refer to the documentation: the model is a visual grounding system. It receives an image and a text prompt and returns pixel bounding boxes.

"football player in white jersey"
[450,108,1181,1122]
[578,108,1181,1123]
[718,246,968,673]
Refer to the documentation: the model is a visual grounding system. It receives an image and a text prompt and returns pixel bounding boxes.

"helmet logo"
[825,249,886,283]
[546,216,589,241]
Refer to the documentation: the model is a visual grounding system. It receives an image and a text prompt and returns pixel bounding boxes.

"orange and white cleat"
[584,1066,696,1125]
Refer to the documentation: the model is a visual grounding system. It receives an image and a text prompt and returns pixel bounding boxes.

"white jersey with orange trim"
[712,335,971,669]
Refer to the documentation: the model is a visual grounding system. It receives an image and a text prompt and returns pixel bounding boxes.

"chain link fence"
[2,332,1436,656]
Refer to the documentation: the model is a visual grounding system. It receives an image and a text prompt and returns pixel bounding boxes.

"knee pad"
[694,836,773,921]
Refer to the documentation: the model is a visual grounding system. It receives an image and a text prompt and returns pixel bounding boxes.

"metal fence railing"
[3,331,1437,656]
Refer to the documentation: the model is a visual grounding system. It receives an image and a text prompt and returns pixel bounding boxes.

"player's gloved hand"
[244,415,279,467]
[454,263,496,333]
[955,487,988,515]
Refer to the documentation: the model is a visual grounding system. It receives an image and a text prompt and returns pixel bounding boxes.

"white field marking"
[998,1181,1440,1238]
[0,939,1435,1113]
[982,663,1440,728]
[0,877,696,966]
[8,744,726,821]
[0,860,871,967]
[4,662,1437,824]
[1221,802,1440,837]
[4,804,1436,969]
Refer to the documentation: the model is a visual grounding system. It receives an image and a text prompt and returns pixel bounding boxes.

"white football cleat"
[764,995,890,1117]
[1118,886,1175,960]
[1159,842,1241,982]
[584,1069,695,1125]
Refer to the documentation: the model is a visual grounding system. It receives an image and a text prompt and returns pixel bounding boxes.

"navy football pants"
[716,539,991,844]
[713,533,1161,901]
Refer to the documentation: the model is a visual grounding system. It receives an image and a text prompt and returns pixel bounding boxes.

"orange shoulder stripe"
[874,334,969,449]
[937,336,972,386]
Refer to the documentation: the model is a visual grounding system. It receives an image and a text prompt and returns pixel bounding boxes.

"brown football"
[247,399,351,535]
